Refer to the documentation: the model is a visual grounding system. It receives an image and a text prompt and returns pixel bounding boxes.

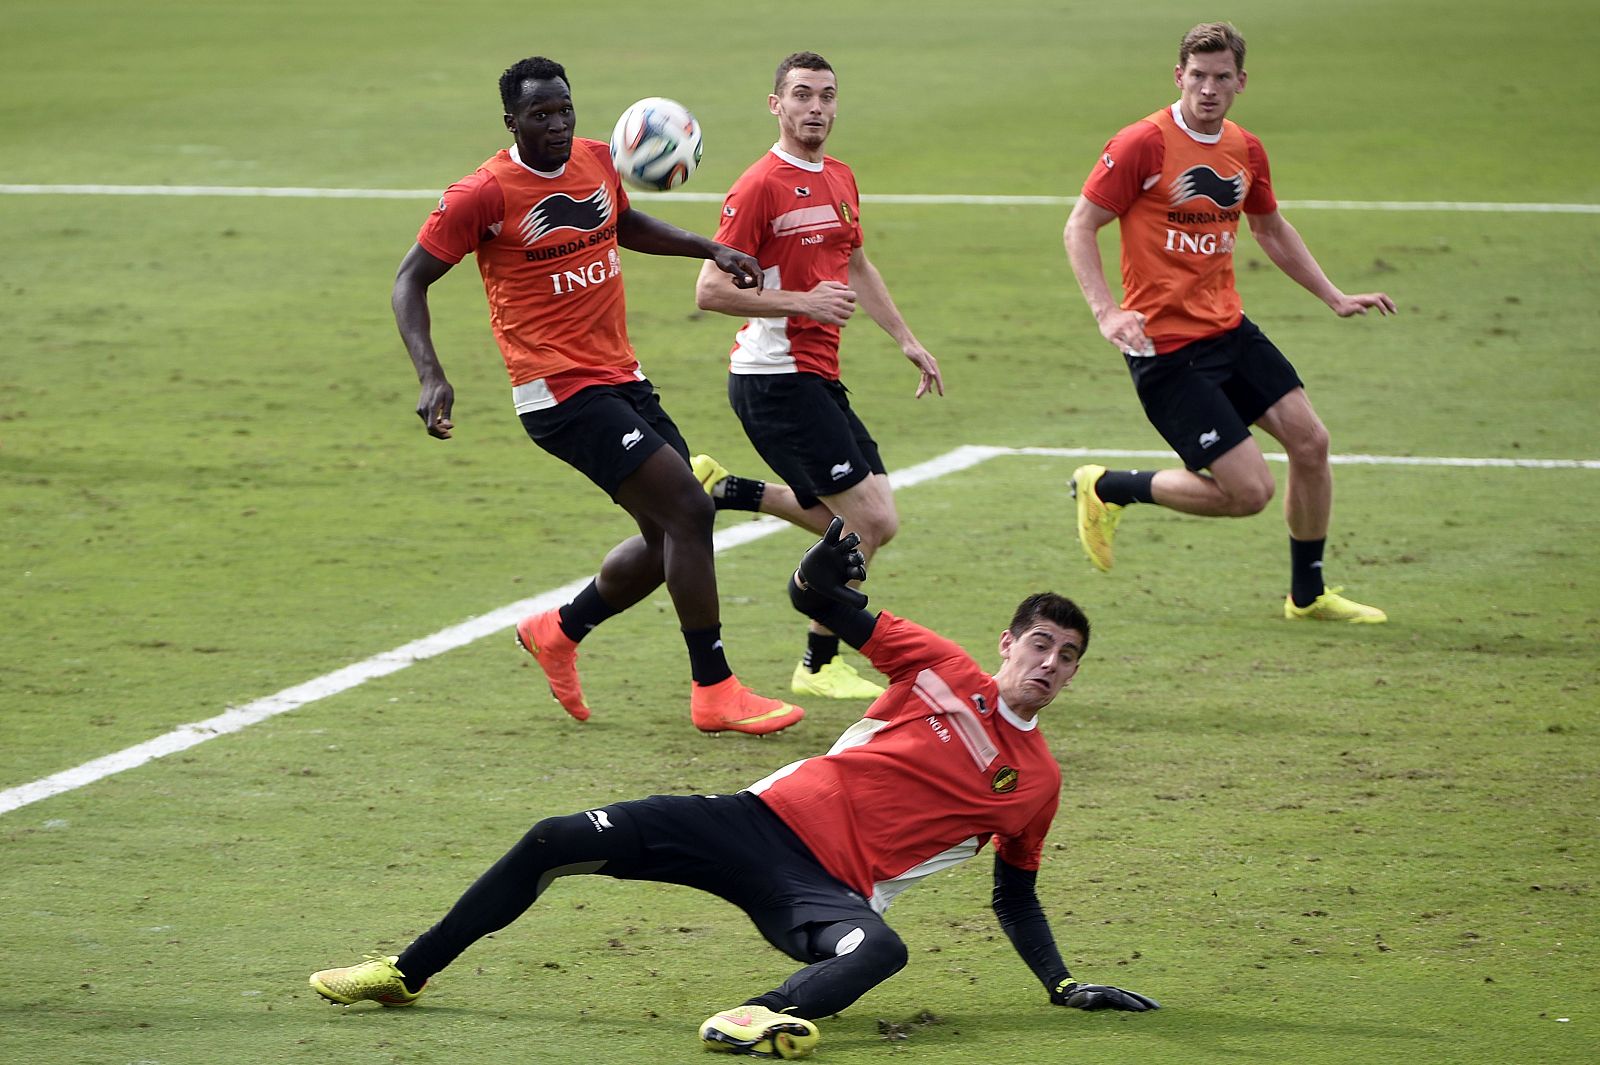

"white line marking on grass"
[1012,447,1600,470]
[3,183,1599,213]
[3,443,1596,815]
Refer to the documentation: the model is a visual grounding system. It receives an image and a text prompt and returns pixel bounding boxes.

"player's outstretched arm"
[848,247,943,397]
[393,243,457,439]
[1246,209,1397,318]
[617,208,762,289]
[788,517,877,647]
[992,857,1160,1012]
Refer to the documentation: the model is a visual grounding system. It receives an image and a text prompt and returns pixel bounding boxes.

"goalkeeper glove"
[1051,978,1160,1012]
[795,517,868,609]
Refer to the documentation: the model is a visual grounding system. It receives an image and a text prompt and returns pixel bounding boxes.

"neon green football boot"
[791,659,885,700]
[700,1004,820,1059]
[1069,464,1123,572]
[690,453,731,497]
[1284,587,1387,624]
[309,954,424,1007]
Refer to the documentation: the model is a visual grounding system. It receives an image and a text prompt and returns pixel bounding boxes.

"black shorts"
[598,792,882,961]
[728,372,886,510]
[518,381,690,498]
[1125,316,1304,471]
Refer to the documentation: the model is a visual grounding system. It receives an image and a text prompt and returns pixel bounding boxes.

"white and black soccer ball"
[609,97,704,192]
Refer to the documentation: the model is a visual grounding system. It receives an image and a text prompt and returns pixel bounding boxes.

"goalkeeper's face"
[995,621,1084,719]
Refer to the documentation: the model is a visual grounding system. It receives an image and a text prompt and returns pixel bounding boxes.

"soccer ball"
[609,97,704,192]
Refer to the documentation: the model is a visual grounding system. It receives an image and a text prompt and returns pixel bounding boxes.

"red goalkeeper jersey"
[748,612,1062,911]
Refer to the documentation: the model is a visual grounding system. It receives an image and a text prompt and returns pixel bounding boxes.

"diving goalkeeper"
[309,520,1158,1058]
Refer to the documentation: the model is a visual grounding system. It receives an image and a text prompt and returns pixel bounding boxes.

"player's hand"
[1097,307,1152,356]
[1051,979,1160,1011]
[1331,291,1397,318]
[713,245,764,291]
[796,517,868,609]
[902,341,943,398]
[803,280,858,326]
[416,374,455,439]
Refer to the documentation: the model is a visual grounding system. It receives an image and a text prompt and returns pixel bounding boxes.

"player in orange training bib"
[1063,23,1395,624]
[393,56,803,733]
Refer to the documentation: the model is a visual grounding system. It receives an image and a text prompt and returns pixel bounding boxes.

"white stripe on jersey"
[870,836,983,913]
[730,263,799,374]
[771,204,842,237]
[911,668,998,771]
[745,715,887,797]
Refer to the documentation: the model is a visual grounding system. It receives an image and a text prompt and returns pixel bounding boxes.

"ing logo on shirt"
[991,766,1019,794]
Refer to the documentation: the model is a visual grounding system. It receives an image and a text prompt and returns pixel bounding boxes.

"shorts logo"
[834,926,865,956]
[621,428,644,450]
[585,809,614,832]
[829,460,853,481]
[1198,429,1221,449]
[991,766,1019,794]
[794,185,811,197]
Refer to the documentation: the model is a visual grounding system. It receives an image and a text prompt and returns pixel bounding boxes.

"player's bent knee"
[1227,480,1274,516]
[813,921,908,981]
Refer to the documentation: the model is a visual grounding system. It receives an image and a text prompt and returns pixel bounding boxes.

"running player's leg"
[1254,386,1331,541]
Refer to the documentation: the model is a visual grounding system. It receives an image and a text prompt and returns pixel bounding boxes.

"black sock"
[713,475,766,512]
[558,580,621,643]
[683,625,734,686]
[803,633,839,673]
[1290,537,1327,608]
[1095,469,1156,507]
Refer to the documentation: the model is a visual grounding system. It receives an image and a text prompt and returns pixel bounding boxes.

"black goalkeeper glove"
[1051,978,1160,1012]
[795,517,868,609]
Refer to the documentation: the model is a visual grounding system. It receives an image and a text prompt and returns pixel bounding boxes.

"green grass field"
[3,1,1597,1063]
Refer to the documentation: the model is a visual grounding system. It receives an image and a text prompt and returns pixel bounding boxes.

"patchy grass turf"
[2,1,1597,1063]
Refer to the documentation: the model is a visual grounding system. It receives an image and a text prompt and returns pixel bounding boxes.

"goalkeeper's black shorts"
[598,792,886,962]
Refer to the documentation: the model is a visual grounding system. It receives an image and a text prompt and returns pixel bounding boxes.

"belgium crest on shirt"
[839,201,853,224]
[991,766,1019,794]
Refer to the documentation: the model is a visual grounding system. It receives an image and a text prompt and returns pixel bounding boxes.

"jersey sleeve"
[859,612,972,688]
[1079,120,1164,216]
[416,170,505,264]
[713,168,769,255]
[994,783,1060,871]
[1241,130,1277,214]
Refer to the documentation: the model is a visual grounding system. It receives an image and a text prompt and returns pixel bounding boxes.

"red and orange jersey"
[1082,105,1277,353]
[417,140,643,411]
[712,147,864,379]
[747,612,1062,912]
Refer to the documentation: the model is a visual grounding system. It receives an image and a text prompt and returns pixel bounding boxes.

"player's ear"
[769,94,782,116]
[1173,64,1184,89]
[998,628,1015,661]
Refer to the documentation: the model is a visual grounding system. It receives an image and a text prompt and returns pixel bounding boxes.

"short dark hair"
[500,56,569,112]
[1178,22,1246,71]
[774,51,833,94]
[1008,593,1090,656]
